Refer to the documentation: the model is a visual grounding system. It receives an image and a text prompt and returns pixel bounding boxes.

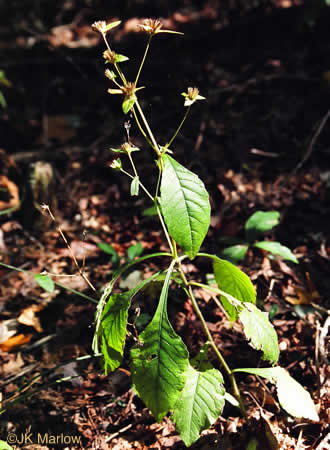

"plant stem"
[135,100,161,156]
[127,151,138,177]
[135,35,152,85]
[167,105,191,148]
[156,205,174,254]
[102,33,127,85]
[120,168,154,201]
[189,281,242,309]
[176,261,247,417]
[131,106,153,148]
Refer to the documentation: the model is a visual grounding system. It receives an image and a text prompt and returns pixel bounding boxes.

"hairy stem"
[176,261,247,417]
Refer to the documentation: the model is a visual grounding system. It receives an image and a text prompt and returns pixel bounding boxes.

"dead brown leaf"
[17,304,44,333]
[0,333,32,352]
[0,175,20,211]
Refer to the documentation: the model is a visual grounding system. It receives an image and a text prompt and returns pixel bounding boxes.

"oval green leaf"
[233,367,319,421]
[100,273,162,374]
[222,244,249,263]
[173,366,225,447]
[160,155,210,259]
[130,263,189,422]
[239,303,279,365]
[245,211,280,241]
[101,292,131,374]
[130,176,140,196]
[254,241,298,263]
[34,273,55,293]
[122,94,136,114]
[213,256,256,321]
[127,242,143,261]
[97,242,120,266]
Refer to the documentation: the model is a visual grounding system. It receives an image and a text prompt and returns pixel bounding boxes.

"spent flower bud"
[110,158,122,170]
[103,49,117,64]
[105,69,116,81]
[91,21,107,34]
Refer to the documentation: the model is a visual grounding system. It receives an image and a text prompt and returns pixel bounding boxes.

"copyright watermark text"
[5,427,81,446]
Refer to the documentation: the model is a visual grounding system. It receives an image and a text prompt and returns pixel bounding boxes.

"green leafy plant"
[220,210,298,264]
[90,18,318,446]
[98,241,143,268]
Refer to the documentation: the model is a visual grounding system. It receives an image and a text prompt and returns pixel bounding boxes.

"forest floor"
[0,1,329,449]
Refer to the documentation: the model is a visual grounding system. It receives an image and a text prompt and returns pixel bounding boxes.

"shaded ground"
[0,1,329,449]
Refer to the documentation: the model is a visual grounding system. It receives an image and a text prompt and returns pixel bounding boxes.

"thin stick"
[293,109,330,173]
[41,204,96,291]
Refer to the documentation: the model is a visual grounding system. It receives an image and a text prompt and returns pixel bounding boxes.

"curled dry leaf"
[0,333,32,352]
[17,304,44,333]
[0,175,20,211]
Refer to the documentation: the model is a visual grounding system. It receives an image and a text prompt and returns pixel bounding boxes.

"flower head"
[138,18,183,36]
[181,87,206,107]
[110,142,140,154]
[91,19,121,35]
[110,158,122,170]
[103,49,117,64]
[103,50,129,65]
[105,69,116,81]
[138,19,163,35]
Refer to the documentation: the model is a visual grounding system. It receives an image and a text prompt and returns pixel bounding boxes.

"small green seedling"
[220,210,298,264]
[98,241,143,268]
[87,18,318,447]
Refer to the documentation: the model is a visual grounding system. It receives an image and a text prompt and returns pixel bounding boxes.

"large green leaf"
[213,257,256,321]
[100,272,162,374]
[239,303,279,365]
[172,365,225,447]
[233,367,319,421]
[93,252,171,354]
[160,155,210,259]
[245,211,280,241]
[130,262,189,422]
[254,241,298,264]
[0,440,13,450]
[101,292,131,374]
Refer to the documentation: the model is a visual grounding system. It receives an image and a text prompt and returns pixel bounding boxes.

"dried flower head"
[122,142,140,153]
[105,69,116,81]
[138,18,163,35]
[91,20,107,34]
[103,49,117,64]
[110,158,122,170]
[91,19,121,35]
[181,87,206,107]
[137,18,183,36]
[121,82,137,97]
